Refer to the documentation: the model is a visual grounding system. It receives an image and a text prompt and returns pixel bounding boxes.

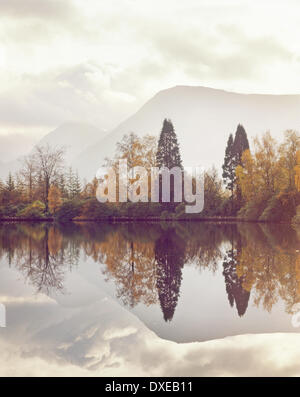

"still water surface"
[1,221,300,376]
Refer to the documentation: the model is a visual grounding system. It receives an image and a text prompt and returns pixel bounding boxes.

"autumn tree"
[253,131,283,196]
[103,132,157,203]
[295,150,300,192]
[19,154,36,202]
[237,132,281,203]
[279,130,300,190]
[236,131,296,221]
[33,144,65,212]
[48,185,62,214]
[236,149,257,202]
[203,167,224,215]
[108,132,157,170]
[82,177,98,198]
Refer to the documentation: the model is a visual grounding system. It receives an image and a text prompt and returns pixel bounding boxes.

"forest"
[1,119,300,223]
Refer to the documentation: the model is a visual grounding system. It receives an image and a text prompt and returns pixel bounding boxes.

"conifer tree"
[156,119,183,211]
[58,173,67,198]
[233,124,249,166]
[222,134,235,200]
[223,125,249,212]
[233,124,249,206]
[73,171,81,198]
[1,173,16,205]
[67,167,75,198]
[6,172,15,191]
[156,119,182,169]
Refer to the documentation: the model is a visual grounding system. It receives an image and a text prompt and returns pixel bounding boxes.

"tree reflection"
[236,223,300,313]
[222,226,250,317]
[0,224,79,295]
[155,228,186,321]
[99,227,157,308]
[1,221,300,320]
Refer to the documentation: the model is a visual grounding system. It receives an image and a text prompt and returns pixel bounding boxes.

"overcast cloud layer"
[1,0,300,137]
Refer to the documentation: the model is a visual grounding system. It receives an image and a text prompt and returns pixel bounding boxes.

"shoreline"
[0,216,290,224]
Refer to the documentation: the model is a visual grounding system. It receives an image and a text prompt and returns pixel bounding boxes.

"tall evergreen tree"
[67,167,75,198]
[222,125,249,212]
[222,133,235,200]
[156,119,183,210]
[233,124,249,166]
[233,124,249,206]
[2,173,16,205]
[73,171,81,198]
[58,173,68,198]
[6,172,15,191]
[156,119,183,169]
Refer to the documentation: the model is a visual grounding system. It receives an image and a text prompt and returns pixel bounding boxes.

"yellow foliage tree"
[294,150,300,192]
[236,149,256,202]
[279,130,300,190]
[48,185,62,214]
[236,131,291,203]
[103,133,157,203]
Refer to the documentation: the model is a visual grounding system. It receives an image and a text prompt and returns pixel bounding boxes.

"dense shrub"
[17,201,45,219]
[238,199,266,221]
[80,199,118,218]
[292,203,300,226]
[260,192,298,222]
[54,200,82,221]
[120,202,163,217]
[5,204,23,217]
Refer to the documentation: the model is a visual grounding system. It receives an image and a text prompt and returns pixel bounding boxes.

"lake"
[0,221,300,376]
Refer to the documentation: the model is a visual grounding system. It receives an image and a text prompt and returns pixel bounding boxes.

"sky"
[1,0,300,141]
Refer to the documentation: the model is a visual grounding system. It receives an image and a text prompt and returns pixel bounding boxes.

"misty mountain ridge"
[0,121,106,179]
[37,122,107,164]
[1,85,300,180]
[73,85,300,179]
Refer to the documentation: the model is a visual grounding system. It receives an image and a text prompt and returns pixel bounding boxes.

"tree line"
[1,118,300,222]
[226,128,300,222]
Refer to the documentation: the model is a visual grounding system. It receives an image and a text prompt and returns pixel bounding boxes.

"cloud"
[0,63,139,131]
[0,0,75,21]
[2,295,300,376]
[0,0,299,137]
[148,23,294,82]
[0,248,300,377]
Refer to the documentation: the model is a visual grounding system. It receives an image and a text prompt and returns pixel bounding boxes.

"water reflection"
[223,231,250,317]
[1,221,300,324]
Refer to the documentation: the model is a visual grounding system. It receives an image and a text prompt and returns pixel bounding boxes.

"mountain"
[32,122,106,164]
[0,122,106,179]
[73,85,300,180]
